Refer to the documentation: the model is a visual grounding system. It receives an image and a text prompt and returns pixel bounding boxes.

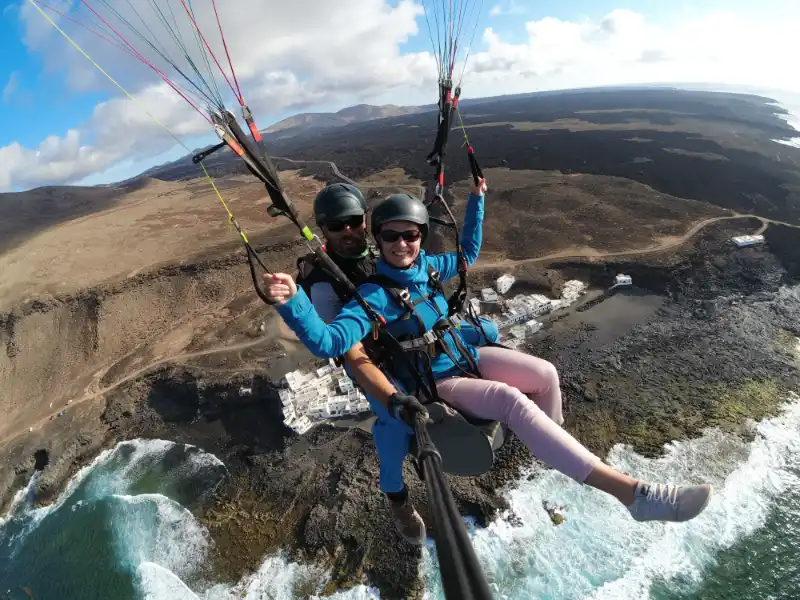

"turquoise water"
[0,440,227,600]
[2,399,799,600]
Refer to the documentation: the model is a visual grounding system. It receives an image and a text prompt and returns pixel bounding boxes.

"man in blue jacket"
[293,182,498,546]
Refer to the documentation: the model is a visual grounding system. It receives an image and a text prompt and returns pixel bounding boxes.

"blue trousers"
[352,316,499,494]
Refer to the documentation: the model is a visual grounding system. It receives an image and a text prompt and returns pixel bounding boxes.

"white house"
[562,280,587,301]
[308,400,327,418]
[615,274,633,286]
[293,416,314,435]
[338,377,354,394]
[325,396,350,417]
[316,363,337,378]
[469,297,482,315]
[525,319,542,333]
[731,234,765,247]
[496,274,516,295]
[481,288,498,302]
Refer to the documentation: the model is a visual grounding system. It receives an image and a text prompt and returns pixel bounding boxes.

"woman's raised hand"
[471,177,488,196]
[261,273,298,306]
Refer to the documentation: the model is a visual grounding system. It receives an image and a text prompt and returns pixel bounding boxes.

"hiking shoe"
[386,494,426,545]
[627,482,713,523]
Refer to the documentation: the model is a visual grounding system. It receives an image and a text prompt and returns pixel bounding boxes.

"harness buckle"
[398,288,412,304]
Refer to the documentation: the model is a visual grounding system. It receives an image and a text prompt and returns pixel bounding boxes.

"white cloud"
[2,0,434,190]
[489,1,526,17]
[2,71,19,104]
[465,9,798,97]
[2,3,799,191]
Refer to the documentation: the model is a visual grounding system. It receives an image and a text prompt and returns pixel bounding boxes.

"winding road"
[473,214,798,270]
[0,336,278,446]
[273,156,427,199]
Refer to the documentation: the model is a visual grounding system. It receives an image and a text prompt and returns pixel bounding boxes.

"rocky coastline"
[4,219,800,599]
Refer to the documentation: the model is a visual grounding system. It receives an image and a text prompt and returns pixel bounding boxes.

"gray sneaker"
[386,494,426,545]
[627,482,713,523]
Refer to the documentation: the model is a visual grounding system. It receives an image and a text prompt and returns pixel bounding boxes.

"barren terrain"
[0,163,762,449]
[2,88,800,599]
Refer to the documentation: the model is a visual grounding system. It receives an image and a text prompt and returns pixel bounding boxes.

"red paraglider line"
[79,0,211,124]
[33,0,136,60]
[178,0,242,106]
[211,0,243,105]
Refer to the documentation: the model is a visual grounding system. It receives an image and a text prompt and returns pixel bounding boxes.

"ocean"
[2,393,799,600]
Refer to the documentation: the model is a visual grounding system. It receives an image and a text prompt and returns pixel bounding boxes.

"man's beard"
[331,233,367,257]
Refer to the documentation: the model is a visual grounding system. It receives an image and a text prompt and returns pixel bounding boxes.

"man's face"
[322,214,368,257]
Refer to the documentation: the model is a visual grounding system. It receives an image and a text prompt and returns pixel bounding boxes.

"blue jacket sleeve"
[275,284,384,358]
[428,191,484,281]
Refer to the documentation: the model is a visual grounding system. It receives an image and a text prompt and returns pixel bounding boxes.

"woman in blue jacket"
[265,178,713,525]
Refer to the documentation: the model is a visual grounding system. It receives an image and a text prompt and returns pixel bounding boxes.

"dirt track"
[0,336,275,446]
[473,214,800,270]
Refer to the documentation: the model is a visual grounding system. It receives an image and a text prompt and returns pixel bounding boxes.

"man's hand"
[389,393,432,427]
[261,273,298,306]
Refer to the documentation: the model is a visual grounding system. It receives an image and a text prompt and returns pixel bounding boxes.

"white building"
[481,288,498,302]
[280,360,372,435]
[525,319,542,333]
[732,234,765,247]
[562,280,587,301]
[496,274,516,295]
[308,400,327,418]
[615,274,633,286]
[325,396,350,417]
[338,377,354,394]
[317,363,337,378]
[469,297,482,315]
[293,416,314,435]
[284,370,313,391]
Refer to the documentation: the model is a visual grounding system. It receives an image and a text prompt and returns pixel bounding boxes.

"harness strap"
[398,313,463,350]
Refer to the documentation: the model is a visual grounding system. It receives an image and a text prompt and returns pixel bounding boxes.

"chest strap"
[398,313,464,350]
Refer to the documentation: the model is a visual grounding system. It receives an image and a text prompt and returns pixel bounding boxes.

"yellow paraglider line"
[25,0,253,248]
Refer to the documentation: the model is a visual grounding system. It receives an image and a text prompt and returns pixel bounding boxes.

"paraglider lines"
[70,0,214,122]
[25,0,265,287]
[82,0,222,111]
[210,0,243,106]
[178,0,242,107]
[33,1,139,61]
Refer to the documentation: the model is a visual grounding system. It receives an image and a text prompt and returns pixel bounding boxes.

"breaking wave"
[422,395,800,600]
[3,397,799,600]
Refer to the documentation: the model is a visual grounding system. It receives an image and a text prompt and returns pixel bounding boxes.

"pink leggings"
[437,346,600,482]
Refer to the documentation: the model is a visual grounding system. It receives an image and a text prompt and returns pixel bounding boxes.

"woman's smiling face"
[378,220,422,268]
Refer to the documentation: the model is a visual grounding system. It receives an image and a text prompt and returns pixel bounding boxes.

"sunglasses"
[378,229,422,243]
[324,215,364,232]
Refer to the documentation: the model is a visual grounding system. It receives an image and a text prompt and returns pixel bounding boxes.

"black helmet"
[370,193,429,242]
[313,183,367,224]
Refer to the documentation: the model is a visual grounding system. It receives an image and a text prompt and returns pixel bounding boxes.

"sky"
[0,0,799,192]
